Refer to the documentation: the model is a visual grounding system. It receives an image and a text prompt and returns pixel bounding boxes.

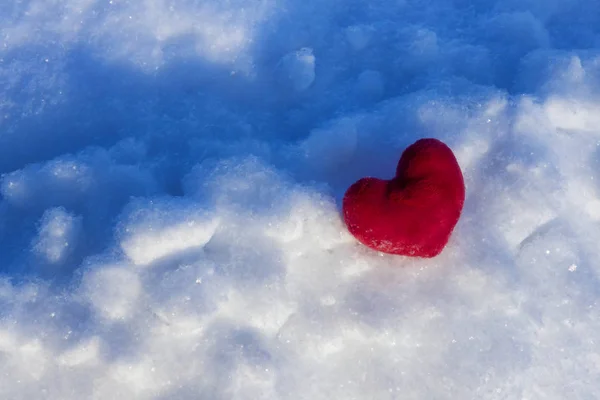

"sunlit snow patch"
[119,198,220,266]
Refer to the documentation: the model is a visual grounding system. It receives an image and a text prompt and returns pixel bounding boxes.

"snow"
[277,48,317,92]
[32,207,83,266]
[1,0,600,398]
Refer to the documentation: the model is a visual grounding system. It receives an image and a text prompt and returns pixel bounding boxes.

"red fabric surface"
[343,138,465,257]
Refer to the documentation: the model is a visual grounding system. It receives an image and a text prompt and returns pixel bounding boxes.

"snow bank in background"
[0,0,275,72]
[1,0,600,398]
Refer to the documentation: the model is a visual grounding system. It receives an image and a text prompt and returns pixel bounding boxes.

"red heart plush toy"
[342,138,465,257]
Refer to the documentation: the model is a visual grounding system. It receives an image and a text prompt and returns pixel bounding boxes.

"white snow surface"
[1,0,600,399]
